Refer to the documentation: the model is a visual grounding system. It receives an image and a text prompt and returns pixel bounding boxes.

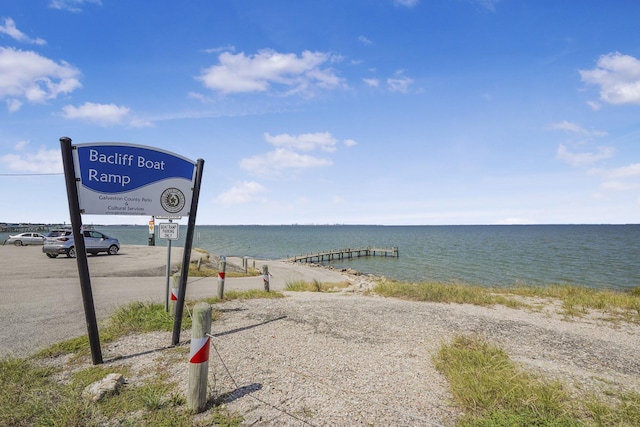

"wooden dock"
[288,246,399,263]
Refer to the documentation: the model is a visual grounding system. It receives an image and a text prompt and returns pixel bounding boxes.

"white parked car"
[6,232,46,246]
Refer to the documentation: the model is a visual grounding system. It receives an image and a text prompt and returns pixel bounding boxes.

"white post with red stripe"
[216,256,226,299]
[169,273,180,316]
[187,302,212,413]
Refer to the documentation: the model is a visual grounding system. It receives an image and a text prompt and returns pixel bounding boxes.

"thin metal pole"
[172,158,205,345]
[164,219,173,312]
[59,137,102,365]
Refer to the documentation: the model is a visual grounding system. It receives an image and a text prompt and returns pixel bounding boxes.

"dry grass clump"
[435,335,640,426]
[285,279,351,292]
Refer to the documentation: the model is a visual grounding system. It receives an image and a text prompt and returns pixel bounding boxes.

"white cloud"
[580,52,640,105]
[363,78,380,87]
[586,100,601,111]
[592,163,640,195]
[358,35,373,46]
[0,18,46,45]
[550,120,607,137]
[6,98,22,112]
[344,139,358,147]
[240,148,332,176]
[551,120,588,134]
[556,144,615,167]
[216,181,266,205]
[603,163,640,180]
[61,102,131,126]
[394,0,419,7]
[0,146,62,173]
[203,45,236,54]
[472,0,501,12]
[387,71,414,93]
[14,140,29,150]
[0,47,81,110]
[48,0,102,13]
[599,180,639,192]
[197,49,344,95]
[264,132,338,152]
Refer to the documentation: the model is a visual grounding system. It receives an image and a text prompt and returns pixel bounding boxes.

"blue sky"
[1,0,639,225]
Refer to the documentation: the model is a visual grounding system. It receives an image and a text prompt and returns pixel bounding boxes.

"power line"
[0,173,63,176]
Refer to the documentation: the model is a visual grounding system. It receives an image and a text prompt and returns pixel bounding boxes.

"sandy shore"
[2,244,639,426]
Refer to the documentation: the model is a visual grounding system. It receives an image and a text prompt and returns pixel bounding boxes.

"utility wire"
[0,173,64,176]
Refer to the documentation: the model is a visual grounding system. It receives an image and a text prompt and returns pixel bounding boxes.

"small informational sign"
[72,143,196,217]
[158,222,179,240]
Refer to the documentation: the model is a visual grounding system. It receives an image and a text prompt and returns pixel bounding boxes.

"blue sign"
[73,143,196,217]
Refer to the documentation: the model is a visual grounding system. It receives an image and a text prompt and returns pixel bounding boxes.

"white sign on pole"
[158,222,179,240]
[72,143,196,217]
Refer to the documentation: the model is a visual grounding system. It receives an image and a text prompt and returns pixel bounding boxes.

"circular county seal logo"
[160,188,186,213]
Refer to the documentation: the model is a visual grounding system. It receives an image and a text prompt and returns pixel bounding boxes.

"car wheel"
[46,253,57,258]
[14,240,23,246]
[67,247,76,258]
[108,245,119,255]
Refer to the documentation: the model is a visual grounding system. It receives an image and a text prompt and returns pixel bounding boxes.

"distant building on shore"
[0,223,63,232]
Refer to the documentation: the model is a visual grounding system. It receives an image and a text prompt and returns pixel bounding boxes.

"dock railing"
[287,246,399,263]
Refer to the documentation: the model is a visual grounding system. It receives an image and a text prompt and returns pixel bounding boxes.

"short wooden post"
[170,273,180,317]
[187,302,212,413]
[262,265,270,292]
[217,256,226,299]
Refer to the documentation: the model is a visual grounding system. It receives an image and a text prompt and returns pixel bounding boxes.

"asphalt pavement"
[0,244,348,358]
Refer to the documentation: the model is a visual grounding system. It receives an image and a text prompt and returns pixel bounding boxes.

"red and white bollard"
[187,302,212,413]
[217,256,226,299]
[169,273,180,316]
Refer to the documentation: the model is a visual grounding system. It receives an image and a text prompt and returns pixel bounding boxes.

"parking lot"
[0,244,349,358]
[0,244,192,358]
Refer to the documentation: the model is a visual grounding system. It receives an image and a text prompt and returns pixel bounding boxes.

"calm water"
[3,225,639,290]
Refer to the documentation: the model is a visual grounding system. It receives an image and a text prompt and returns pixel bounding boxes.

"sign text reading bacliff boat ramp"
[73,143,196,217]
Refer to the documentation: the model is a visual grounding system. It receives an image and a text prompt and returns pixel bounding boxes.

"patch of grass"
[2,287,289,425]
[179,249,261,278]
[374,281,640,323]
[0,358,61,426]
[222,288,284,300]
[435,335,640,426]
[505,284,640,323]
[374,280,526,308]
[3,307,248,425]
[37,302,193,359]
[285,279,351,292]
[183,262,260,278]
[435,335,575,425]
[107,301,181,334]
[585,391,640,426]
[38,289,283,359]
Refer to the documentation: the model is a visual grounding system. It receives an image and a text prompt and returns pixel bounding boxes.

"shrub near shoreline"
[373,280,640,323]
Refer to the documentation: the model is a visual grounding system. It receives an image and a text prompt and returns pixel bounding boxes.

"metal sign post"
[158,220,180,311]
[172,158,204,346]
[60,137,102,365]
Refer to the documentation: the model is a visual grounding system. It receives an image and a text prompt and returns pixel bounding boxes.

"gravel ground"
[100,289,639,427]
